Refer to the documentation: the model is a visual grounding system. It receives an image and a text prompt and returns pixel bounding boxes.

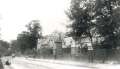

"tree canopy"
[67,0,120,61]
[16,20,42,53]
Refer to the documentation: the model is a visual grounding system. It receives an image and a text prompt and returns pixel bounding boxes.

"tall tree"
[16,20,42,53]
[66,0,96,48]
[26,20,42,49]
[95,0,120,60]
[67,0,120,62]
[66,0,97,62]
[96,0,120,49]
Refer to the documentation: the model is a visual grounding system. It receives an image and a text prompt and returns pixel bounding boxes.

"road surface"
[3,57,94,69]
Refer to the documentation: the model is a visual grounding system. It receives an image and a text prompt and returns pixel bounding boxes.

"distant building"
[37,32,65,57]
[37,32,96,57]
[63,37,92,56]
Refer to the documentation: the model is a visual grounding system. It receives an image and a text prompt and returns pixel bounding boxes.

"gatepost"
[55,40,62,59]
[87,43,93,63]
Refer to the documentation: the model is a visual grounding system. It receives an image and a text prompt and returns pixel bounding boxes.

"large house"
[37,32,65,57]
[37,32,94,58]
[37,32,64,49]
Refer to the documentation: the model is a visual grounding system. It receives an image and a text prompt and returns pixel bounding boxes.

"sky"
[0,0,70,42]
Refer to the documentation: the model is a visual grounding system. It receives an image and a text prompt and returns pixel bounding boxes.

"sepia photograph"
[0,0,120,69]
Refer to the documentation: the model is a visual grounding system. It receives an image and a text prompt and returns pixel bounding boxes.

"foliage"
[16,20,42,53]
[11,40,19,53]
[95,0,120,49]
[67,0,120,62]
[16,31,31,53]
[26,20,42,49]
[67,0,120,48]
[66,0,97,48]
[0,40,10,56]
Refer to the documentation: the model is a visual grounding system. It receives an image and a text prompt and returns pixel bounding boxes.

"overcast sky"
[0,0,70,42]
